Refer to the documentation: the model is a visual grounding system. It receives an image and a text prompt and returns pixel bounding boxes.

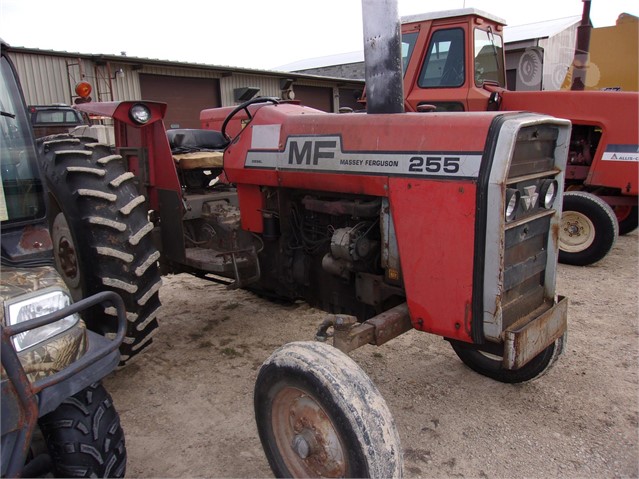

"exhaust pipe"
[570,0,592,90]
[361,0,405,113]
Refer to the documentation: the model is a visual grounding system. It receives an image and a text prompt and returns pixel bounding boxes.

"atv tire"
[38,135,161,364]
[38,383,126,478]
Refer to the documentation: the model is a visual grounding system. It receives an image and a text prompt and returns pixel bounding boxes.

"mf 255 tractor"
[394,7,638,265]
[1,42,127,478]
[35,2,571,476]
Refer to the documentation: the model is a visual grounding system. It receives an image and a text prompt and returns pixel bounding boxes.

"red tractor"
[35,2,571,476]
[39,99,571,477]
[396,7,638,266]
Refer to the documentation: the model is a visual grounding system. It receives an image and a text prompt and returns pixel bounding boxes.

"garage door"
[293,85,334,112]
[139,74,220,129]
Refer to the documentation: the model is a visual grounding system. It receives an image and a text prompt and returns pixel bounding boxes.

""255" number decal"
[408,156,460,174]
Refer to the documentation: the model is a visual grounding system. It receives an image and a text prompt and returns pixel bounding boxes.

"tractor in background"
[394,7,638,265]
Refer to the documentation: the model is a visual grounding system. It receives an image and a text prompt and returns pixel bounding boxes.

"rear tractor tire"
[559,191,619,266]
[254,341,403,478]
[37,135,162,365]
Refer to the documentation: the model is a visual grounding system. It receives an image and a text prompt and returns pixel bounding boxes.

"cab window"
[401,32,418,76]
[418,28,465,88]
[474,28,506,87]
[34,109,82,125]
[1,56,45,224]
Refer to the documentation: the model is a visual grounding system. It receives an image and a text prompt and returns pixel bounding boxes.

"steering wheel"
[221,97,280,142]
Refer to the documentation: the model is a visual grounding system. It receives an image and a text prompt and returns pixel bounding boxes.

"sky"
[1,0,637,70]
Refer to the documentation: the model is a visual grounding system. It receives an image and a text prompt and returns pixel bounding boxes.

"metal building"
[6,46,365,129]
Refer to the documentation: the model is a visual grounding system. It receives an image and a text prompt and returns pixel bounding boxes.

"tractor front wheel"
[254,341,403,478]
[559,191,618,266]
[449,334,565,384]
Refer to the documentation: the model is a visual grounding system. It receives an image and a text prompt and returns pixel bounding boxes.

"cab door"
[404,25,469,112]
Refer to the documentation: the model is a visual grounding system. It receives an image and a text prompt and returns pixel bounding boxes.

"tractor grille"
[501,125,561,330]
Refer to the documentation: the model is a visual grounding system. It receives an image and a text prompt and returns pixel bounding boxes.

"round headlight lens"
[540,179,558,209]
[505,188,520,222]
[130,103,151,124]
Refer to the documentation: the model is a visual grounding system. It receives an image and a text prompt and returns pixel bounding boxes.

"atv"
[1,40,127,478]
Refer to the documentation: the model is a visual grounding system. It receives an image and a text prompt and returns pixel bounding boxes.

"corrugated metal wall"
[8,52,142,105]
[8,50,360,111]
[539,24,578,90]
[10,52,76,104]
[219,74,280,105]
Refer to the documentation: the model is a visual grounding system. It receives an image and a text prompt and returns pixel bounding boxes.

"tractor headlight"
[129,103,151,124]
[505,188,520,222]
[6,290,80,352]
[539,179,558,209]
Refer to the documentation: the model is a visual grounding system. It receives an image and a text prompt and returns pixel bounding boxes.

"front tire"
[37,135,162,364]
[449,333,565,383]
[254,341,403,478]
[559,191,618,266]
[38,383,126,478]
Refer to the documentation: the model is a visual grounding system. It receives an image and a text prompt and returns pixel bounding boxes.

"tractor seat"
[167,128,228,171]
[172,151,223,170]
[167,128,228,150]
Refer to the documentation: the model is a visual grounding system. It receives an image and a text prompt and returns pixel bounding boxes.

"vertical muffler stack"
[361,0,405,114]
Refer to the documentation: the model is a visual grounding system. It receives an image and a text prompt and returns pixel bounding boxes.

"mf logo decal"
[288,139,337,166]
[521,186,539,211]
[245,135,483,178]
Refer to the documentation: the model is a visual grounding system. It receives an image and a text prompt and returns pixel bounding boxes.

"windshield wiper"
[1,110,16,119]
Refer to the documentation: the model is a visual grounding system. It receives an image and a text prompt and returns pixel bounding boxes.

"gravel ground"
[104,230,638,478]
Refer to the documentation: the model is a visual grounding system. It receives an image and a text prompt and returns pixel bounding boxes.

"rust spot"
[464,302,473,336]
[551,221,560,242]
[19,225,52,252]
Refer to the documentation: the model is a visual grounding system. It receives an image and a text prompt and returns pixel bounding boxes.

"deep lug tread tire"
[38,383,126,478]
[449,333,565,384]
[559,191,619,266]
[254,341,403,478]
[37,134,161,364]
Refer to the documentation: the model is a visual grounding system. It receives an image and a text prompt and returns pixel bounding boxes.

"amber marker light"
[75,81,92,98]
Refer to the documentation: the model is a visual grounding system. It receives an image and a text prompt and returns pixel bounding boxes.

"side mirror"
[487,91,501,111]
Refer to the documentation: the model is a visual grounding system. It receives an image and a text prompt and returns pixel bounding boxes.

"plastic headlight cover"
[505,188,520,222]
[129,103,151,124]
[7,290,80,352]
[540,179,558,209]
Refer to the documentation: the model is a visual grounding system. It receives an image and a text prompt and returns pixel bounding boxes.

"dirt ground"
[104,230,638,478]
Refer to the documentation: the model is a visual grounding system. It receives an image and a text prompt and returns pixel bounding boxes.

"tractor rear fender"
[74,100,180,211]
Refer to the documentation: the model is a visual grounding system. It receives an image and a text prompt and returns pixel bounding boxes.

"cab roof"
[401,8,507,27]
